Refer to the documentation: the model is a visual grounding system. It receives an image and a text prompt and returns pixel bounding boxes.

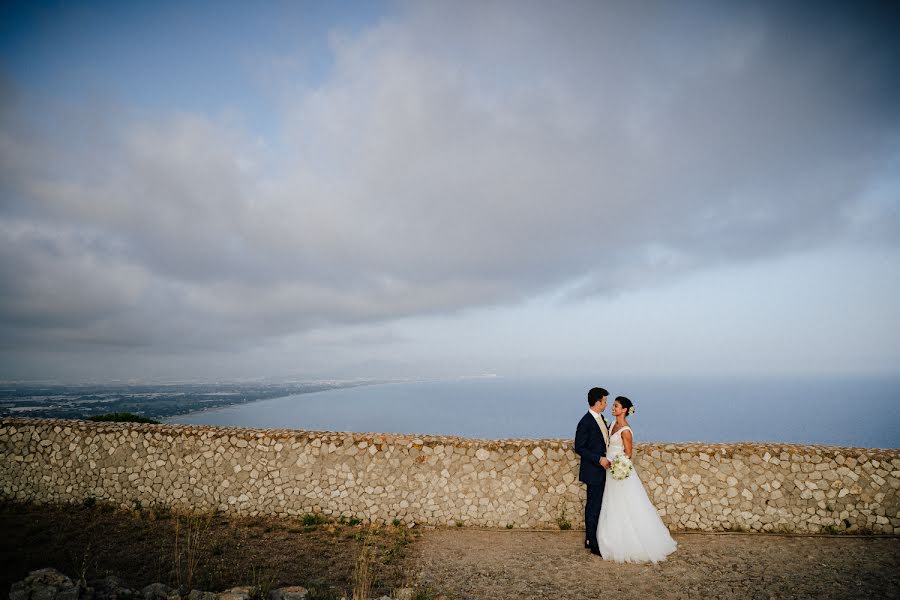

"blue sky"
[1,1,898,382]
[0,1,388,136]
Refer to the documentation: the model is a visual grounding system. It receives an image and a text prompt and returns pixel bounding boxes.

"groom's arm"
[574,418,603,465]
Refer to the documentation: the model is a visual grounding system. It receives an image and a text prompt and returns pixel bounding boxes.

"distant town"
[0,380,382,421]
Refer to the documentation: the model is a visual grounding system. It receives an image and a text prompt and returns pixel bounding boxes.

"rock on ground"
[8,570,404,600]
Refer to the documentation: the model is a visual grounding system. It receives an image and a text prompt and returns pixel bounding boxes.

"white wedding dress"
[596,425,677,563]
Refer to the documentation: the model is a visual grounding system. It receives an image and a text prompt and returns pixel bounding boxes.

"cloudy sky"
[1,1,898,382]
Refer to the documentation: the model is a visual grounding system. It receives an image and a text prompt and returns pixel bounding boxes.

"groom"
[574,387,611,556]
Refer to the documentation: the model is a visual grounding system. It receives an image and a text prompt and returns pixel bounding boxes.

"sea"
[165,375,900,448]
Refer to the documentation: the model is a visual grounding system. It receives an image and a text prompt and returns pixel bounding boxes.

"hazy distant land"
[5,375,899,448]
[0,380,383,421]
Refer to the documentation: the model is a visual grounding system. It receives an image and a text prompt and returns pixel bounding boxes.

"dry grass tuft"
[351,529,376,600]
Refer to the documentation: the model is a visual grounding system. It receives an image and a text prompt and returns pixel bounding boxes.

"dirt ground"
[0,502,417,600]
[414,529,900,599]
[3,502,899,600]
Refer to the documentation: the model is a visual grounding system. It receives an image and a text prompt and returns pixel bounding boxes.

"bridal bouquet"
[610,455,633,480]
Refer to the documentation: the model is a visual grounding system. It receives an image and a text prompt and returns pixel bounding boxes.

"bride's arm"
[622,430,633,459]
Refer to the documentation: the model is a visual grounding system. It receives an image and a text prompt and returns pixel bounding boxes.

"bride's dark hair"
[615,396,634,416]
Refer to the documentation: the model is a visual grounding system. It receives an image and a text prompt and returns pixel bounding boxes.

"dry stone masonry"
[1,418,897,534]
[8,567,347,600]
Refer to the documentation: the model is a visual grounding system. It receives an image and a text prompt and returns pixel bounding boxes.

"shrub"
[88,413,161,424]
[302,513,328,526]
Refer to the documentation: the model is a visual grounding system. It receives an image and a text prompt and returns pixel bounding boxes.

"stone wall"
[1,418,898,534]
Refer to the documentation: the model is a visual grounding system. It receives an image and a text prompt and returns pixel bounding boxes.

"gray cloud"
[1,1,898,374]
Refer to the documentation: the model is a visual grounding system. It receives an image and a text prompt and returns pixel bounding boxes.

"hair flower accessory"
[628,407,635,416]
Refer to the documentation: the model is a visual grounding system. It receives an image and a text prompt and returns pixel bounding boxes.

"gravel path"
[415,530,900,599]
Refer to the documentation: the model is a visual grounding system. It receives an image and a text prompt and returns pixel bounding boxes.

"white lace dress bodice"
[596,424,677,563]
[606,425,629,460]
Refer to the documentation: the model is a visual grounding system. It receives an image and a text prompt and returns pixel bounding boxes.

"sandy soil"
[4,502,898,600]
[415,529,900,600]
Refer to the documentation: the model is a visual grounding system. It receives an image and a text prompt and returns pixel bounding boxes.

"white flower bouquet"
[610,455,633,480]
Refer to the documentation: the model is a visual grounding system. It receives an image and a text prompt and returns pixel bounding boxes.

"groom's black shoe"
[590,549,603,557]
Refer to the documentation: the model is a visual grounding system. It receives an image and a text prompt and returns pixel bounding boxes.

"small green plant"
[454,521,463,528]
[556,506,572,530]
[774,523,794,534]
[88,413,161,424]
[152,505,172,520]
[822,524,842,535]
[506,523,514,529]
[83,496,96,509]
[392,518,401,527]
[302,513,328,526]
[348,517,362,526]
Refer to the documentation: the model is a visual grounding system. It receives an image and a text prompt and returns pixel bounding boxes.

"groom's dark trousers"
[575,411,607,554]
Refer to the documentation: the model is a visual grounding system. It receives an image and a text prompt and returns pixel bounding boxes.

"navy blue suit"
[574,411,608,553]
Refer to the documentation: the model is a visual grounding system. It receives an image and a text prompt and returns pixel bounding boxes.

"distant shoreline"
[0,380,385,422]
[160,375,900,449]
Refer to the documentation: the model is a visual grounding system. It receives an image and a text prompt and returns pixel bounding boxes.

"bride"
[596,396,677,563]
